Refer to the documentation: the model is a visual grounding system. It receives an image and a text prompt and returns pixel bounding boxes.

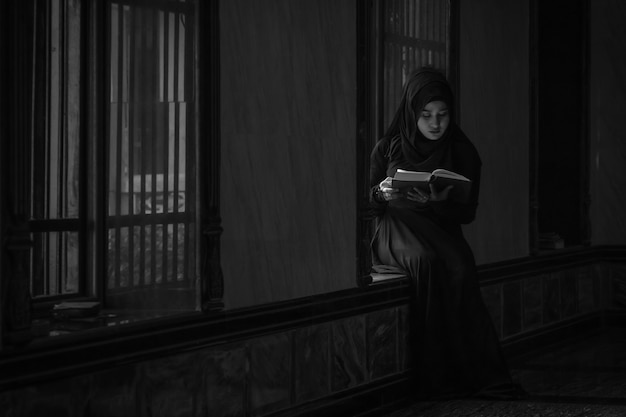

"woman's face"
[417,100,450,140]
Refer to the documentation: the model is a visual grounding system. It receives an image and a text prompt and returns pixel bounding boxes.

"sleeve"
[429,165,481,224]
[368,138,391,215]
[429,139,482,225]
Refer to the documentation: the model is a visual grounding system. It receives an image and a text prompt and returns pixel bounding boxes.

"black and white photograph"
[2,1,626,416]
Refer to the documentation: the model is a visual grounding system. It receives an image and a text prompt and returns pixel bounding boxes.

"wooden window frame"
[1,0,222,347]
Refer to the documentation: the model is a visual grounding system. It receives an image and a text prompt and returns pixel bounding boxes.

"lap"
[371,209,475,283]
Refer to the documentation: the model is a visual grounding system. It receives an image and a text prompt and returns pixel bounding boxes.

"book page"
[394,168,431,182]
[431,168,470,182]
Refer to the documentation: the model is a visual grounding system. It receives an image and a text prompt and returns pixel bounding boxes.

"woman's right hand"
[378,177,403,201]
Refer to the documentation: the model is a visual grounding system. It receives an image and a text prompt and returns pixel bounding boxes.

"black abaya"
[369,135,524,400]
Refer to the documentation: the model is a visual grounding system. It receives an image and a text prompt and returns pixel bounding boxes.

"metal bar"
[407,0,413,44]
[45,0,55,293]
[402,0,407,38]
[113,2,125,289]
[173,12,182,282]
[412,0,422,41]
[435,0,441,44]
[182,3,195,285]
[150,6,158,285]
[384,40,389,131]
[162,9,172,282]
[126,4,136,287]
[134,6,147,288]
[48,0,60,222]
[59,0,68,223]
[105,212,189,227]
[424,0,433,40]
[375,0,385,139]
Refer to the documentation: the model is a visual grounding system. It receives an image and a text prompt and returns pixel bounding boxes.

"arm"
[368,138,391,215]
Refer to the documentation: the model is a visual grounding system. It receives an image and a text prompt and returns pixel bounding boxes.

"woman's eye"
[421,113,430,118]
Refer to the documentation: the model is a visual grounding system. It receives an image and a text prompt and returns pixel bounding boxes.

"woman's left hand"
[406,184,453,204]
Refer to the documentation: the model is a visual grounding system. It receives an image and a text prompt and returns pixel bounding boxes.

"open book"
[391,168,472,203]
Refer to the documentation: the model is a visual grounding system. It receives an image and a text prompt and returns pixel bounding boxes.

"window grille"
[380,0,451,130]
[107,1,197,309]
[28,0,200,315]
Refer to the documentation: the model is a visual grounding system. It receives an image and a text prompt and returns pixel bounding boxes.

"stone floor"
[377,326,626,416]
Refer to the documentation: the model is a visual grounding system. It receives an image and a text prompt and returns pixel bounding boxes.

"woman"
[369,67,524,399]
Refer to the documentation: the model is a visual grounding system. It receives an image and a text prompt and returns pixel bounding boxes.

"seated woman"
[369,67,525,400]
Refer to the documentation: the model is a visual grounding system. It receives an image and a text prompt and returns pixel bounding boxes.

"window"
[373,0,455,138]
[106,1,197,311]
[531,0,590,252]
[3,0,221,339]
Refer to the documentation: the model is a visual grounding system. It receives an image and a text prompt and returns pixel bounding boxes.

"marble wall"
[219,0,357,309]
[589,0,626,245]
[481,264,609,341]
[0,305,411,417]
[458,0,531,264]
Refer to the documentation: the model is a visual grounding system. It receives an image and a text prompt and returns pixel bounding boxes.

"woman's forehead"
[422,100,448,111]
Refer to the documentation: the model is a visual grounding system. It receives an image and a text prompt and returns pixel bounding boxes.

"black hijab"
[384,67,456,170]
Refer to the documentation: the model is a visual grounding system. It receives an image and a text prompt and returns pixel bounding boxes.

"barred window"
[106,1,197,311]
[375,0,453,134]
[23,0,208,334]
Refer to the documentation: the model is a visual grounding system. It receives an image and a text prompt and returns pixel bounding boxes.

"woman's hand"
[406,184,454,204]
[377,177,403,201]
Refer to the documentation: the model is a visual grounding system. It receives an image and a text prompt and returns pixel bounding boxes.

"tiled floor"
[377,326,626,416]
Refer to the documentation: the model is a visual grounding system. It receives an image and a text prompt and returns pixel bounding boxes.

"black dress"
[369,131,522,399]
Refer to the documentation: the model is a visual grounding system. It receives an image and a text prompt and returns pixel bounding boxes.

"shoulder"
[450,125,482,167]
[371,135,400,158]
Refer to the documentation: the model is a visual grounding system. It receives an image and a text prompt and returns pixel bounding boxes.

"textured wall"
[0,305,411,417]
[458,0,530,264]
[220,0,357,309]
[590,1,626,245]
[481,264,608,341]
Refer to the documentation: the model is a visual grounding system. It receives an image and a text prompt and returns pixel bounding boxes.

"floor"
[377,326,626,416]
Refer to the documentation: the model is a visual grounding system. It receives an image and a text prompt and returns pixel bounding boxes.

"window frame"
[1,0,222,347]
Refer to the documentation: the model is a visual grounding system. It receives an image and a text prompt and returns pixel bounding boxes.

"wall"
[0,302,412,417]
[458,0,530,264]
[220,0,536,310]
[590,0,626,245]
[220,0,357,309]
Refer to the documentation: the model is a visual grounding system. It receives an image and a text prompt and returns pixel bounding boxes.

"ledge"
[0,281,410,391]
[1,245,625,392]
[477,244,626,285]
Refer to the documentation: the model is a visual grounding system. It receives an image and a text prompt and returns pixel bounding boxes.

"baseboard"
[267,372,413,417]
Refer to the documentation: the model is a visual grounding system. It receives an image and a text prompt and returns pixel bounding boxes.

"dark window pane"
[106,0,198,313]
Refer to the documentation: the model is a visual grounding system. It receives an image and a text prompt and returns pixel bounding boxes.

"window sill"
[0,284,411,391]
[33,309,194,339]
